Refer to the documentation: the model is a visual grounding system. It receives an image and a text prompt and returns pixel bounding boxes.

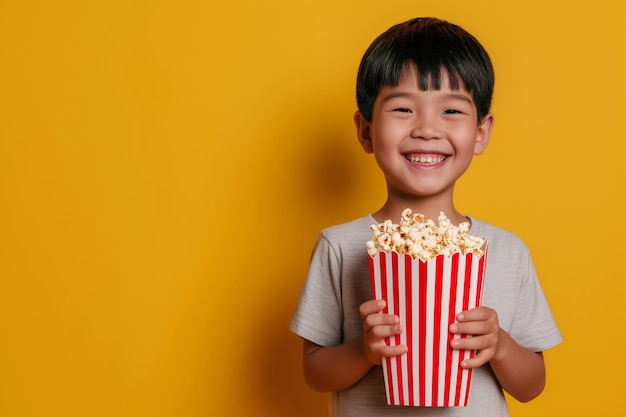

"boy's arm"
[450,307,546,402]
[302,299,407,392]
[489,330,546,402]
[302,337,372,392]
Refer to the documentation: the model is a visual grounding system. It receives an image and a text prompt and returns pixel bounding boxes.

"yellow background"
[1,0,624,416]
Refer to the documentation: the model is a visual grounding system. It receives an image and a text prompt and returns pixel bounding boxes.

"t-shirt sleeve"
[290,233,344,346]
[508,246,563,352]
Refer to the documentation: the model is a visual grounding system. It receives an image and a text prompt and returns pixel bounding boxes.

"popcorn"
[366,209,485,260]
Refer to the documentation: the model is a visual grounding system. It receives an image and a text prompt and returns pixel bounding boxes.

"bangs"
[393,62,466,92]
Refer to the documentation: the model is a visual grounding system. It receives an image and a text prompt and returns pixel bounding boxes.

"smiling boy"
[291,18,562,416]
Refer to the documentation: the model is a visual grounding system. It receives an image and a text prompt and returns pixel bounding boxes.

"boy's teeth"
[407,154,446,164]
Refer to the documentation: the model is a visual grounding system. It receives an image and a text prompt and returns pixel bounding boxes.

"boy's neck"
[372,195,467,226]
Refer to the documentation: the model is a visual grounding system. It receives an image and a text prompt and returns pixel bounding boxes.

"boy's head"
[356,17,494,123]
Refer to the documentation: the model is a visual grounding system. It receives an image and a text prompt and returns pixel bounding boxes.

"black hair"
[356,17,494,123]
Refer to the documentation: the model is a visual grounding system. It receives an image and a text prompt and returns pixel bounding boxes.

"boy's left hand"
[448,306,501,369]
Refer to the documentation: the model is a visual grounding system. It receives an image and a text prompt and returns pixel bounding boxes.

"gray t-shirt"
[291,215,562,417]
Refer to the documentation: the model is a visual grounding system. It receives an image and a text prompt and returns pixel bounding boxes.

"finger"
[459,349,492,369]
[368,344,408,364]
[364,310,400,328]
[359,299,386,318]
[366,321,404,339]
[449,321,492,337]
[450,335,485,351]
[380,344,408,358]
[456,306,496,322]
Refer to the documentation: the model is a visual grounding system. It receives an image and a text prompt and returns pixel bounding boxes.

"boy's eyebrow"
[442,93,474,104]
[379,91,414,103]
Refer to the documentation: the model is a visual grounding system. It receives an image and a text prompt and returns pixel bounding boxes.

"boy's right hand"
[359,299,407,365]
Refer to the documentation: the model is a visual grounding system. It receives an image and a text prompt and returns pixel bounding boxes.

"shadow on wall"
[249,286,329,417]
[292,115,365,223]
[245,116,362,416]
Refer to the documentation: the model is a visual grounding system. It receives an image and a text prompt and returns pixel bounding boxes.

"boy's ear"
[474,113,495,155]
[354,111,374,153]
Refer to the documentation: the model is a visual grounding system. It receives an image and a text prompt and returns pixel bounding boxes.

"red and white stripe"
[368,249,487,407]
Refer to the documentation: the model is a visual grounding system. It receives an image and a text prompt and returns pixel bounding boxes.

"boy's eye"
[443,109,463,114]
[393,108,412,113]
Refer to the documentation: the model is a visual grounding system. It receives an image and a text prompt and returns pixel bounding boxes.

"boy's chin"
[390,183,455,199]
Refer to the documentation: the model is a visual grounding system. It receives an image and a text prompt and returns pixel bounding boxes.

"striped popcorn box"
[368,248,487,407]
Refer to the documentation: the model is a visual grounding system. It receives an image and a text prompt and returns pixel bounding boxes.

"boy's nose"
[410,117,442,140]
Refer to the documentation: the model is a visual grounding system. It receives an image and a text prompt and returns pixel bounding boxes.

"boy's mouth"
[404,153,447,165]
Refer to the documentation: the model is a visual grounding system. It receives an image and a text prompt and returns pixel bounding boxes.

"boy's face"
[355,68,493,201]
